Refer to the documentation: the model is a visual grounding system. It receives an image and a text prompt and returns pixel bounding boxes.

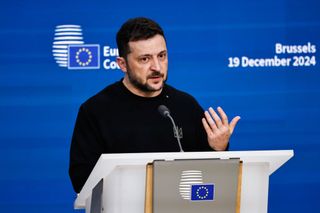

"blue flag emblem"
[191,184,214,201]
[68,44,100,69]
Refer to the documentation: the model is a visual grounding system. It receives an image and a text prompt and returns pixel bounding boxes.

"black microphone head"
[158,105,170,117]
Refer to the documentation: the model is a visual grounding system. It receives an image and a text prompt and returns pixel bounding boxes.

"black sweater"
[69,80,212,193]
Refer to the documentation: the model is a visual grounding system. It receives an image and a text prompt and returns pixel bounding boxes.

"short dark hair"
[116,17,165,58]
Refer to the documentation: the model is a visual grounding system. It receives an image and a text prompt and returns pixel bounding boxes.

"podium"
[74,150,293,213]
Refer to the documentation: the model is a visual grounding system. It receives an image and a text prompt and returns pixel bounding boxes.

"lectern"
[74,150,293,213]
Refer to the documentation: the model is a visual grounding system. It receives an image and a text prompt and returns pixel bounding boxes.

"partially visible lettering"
[103,59,120,70]
[103,45,120,70]
[103,46,119,57]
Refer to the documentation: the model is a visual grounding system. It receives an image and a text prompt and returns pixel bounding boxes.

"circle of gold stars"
[75,48,92,66]
[196,186,209,199]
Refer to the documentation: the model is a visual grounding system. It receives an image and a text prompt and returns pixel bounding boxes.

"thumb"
[229,116,241,134]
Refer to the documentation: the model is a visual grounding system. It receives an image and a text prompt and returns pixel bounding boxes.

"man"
[69,17,240,193]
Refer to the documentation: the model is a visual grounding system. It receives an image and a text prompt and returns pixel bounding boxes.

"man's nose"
[150,57,161,71]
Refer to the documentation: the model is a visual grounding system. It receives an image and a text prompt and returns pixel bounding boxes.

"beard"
[126,68,167,92]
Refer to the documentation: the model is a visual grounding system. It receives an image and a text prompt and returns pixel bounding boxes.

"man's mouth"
[149,76,161,79]
[149,70,163,76]
[148,74,163,80]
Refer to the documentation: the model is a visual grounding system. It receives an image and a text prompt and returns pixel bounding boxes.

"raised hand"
[202,107,240,151]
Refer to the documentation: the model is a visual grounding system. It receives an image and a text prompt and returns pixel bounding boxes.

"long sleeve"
[69,105,104,193]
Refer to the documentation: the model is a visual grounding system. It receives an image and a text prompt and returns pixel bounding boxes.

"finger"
[208,107,223,128]
[204,110,218,131]
[217,106,228,125]
[229,116,241,134]
[202,118,213,136]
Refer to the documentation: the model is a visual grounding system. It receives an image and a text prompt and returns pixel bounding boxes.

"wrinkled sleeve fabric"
[69,104,104,193]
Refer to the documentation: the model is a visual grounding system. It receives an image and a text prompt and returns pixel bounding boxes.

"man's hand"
[201,107,240,151]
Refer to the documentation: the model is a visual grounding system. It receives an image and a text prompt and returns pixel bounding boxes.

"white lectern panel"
[75,150,293,213]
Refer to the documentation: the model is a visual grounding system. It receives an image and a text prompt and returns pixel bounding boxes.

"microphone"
[158,105,184,152]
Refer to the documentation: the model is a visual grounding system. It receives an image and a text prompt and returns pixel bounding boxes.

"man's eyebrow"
[137,50,167,58]
[138,54,152,58]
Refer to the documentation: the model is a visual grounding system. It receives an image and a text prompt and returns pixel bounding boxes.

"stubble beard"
[127,68,167,93]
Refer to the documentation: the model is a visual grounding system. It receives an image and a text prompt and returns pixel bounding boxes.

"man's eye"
[159,53,167,60]
[139,57,149,63]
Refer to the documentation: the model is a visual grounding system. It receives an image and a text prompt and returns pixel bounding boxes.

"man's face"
[118,34,168,97]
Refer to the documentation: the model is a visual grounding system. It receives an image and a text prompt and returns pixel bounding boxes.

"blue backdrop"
[1,0,319,212]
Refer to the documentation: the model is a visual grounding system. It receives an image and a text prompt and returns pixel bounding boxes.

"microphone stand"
[166,113,184,152]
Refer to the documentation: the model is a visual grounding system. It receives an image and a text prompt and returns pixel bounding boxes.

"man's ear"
[116,57,127,72]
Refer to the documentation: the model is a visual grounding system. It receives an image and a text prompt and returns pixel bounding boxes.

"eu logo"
[68,44,100,69]
[191,184,214,201]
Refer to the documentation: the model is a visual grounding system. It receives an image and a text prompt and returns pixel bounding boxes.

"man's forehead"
[128,35,167,55]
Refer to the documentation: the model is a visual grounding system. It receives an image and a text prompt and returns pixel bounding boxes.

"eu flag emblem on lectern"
[68,44,100,69]
[191,184,214,201]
